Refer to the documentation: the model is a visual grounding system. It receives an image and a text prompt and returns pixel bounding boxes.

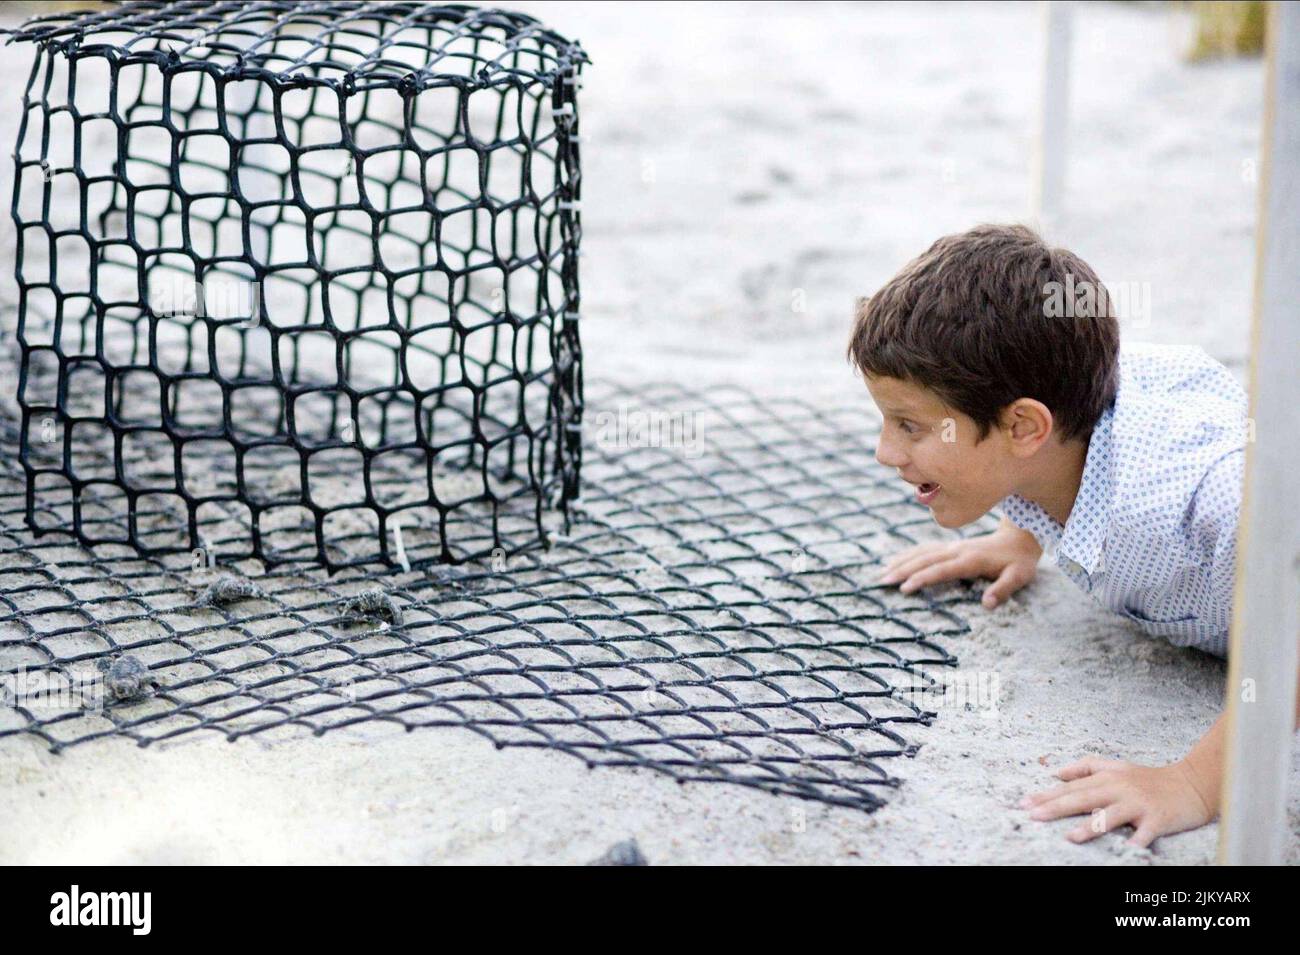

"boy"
[849,223,1297,848]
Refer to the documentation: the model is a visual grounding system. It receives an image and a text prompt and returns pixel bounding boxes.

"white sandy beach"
[0,0,1295,865]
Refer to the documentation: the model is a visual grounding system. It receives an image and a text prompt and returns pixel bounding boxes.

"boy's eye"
[898,419,920,435]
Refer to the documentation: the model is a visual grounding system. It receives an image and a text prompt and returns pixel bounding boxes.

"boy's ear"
[1000,398,1054,457]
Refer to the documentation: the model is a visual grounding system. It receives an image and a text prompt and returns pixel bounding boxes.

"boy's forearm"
[1177,664,1300,819]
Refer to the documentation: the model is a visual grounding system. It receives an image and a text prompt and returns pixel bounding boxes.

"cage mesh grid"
[0,375,990,812]
[5,1,586,571]
[0,1,993,813]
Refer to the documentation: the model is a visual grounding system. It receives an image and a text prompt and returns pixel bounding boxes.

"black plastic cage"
[5,1,586,572]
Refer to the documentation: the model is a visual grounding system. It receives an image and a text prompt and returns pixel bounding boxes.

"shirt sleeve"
[1184,448,1245,617]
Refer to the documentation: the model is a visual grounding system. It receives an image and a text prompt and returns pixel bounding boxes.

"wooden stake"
[1031,1,1072,229]
[1218,0,1300,867]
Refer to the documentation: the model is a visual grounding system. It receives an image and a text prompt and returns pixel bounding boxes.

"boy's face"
[864,375,1018,528]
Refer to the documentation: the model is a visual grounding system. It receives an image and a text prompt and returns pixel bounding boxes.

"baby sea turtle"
[197,575,265,608]
[429,565,467,589]
[340,588,401,627]
[586,839,649,866]
[95,654,160,703]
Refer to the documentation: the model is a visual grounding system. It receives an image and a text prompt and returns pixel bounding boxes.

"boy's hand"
[1020,757,1218,848]
[878,520,1041,608]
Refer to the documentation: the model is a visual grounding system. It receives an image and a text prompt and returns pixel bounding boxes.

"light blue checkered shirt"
[998,343,1248,658]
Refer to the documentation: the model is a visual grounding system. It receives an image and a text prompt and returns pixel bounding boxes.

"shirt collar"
[998,405,1113,574]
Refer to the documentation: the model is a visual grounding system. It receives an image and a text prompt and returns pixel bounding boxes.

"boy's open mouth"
[915,482,942,505]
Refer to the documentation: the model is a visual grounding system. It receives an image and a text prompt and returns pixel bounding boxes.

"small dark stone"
[587,839,648,866]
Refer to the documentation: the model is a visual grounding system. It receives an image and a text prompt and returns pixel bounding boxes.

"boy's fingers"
[879,542,953,582]
[981,564,1028,608]
[1055,756,1124,781]
[1126,821,1161,849]
[1067,804,1139,844]
[898,556,976,594]
[1029,784,1116,821]
[1054,761,1099,782]
[880,550,949,585]
[1022,775,1108,808]
[884,540,949,565]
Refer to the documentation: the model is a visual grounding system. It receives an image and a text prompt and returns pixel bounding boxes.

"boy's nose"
[874,434,907,469]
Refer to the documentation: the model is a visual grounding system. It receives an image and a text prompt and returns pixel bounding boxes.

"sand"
[1,0,1296,865]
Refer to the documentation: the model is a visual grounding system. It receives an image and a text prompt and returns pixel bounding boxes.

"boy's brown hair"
[847,223,1119,443]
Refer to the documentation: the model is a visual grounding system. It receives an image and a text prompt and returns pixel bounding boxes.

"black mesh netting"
[5,1,586,570]
[0,1,990,813]
[0,373,989,811]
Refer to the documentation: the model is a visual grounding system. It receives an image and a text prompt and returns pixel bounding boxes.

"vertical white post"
[1031,0,1072,230]
[1218,0,1300,867]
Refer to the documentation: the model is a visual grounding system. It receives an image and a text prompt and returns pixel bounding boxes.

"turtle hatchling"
[197,575,265,607]
[587,839,649,866]
[95,654,160,702]
[340,588,401,627]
